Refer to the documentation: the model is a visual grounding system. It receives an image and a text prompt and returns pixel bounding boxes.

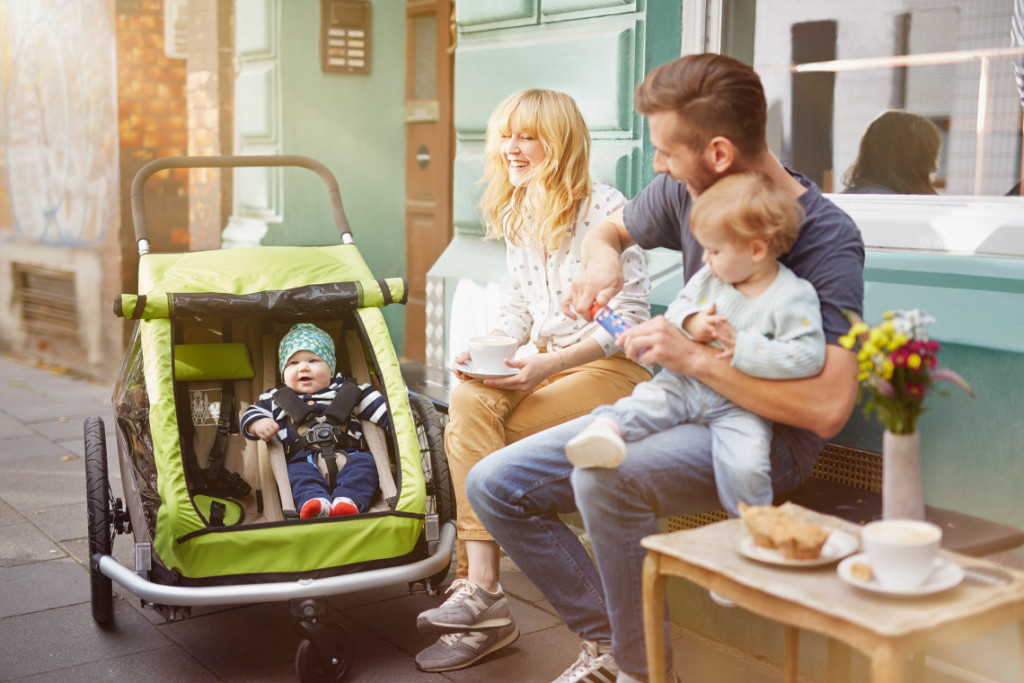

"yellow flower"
[857,370,870,381]
[839,335,854,349]
[881,359,894,380]
[883,311,894,320]
[849,322,869,337]
[908,353,922,370]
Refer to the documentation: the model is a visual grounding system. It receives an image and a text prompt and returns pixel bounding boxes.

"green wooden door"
[425,0,681,365]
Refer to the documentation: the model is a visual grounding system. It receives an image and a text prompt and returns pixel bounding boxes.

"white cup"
[468,336,517,374]
[862,519,942,590]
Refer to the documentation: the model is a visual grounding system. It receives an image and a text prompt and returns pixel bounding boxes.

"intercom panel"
[321,0,371,75]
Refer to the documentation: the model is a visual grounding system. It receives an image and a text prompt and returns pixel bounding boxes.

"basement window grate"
[13,264,79,338]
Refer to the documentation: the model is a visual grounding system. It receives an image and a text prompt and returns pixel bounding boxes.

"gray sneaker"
[415,623,519,672]
[552,640,619,683]
[416,578,513,633]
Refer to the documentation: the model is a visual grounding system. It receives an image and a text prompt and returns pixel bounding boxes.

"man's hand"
[616,315,705,372]
[249,417,279,442]
[561,208,633,320]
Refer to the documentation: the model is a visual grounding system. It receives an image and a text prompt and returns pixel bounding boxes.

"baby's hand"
[249,417,279,442]
[712,319,737,359]
[685,305,721,343]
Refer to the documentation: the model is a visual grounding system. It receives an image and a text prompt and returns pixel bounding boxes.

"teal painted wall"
[434,0,682,351]
[266,2,407,352]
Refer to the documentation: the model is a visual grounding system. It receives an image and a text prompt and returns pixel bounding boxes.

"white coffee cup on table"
[468,336,517,374]
[862,519,942,590]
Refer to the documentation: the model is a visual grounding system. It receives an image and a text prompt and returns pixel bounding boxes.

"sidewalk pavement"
[0,352,787,682]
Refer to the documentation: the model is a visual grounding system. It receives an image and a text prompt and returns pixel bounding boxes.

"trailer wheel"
[84,416,115,627]
[408,392,455,589]
[295,624,352,683]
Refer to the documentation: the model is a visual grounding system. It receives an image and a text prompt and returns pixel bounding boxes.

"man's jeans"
[466,415,804,678]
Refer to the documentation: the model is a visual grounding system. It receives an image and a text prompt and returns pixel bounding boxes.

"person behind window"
[841,110,942,195]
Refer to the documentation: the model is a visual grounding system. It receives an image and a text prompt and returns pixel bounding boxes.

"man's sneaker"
[299,497,331,519]
[416,578,513,633]
[565,417,626,469]
[330,496,358,516]
[552,640,619,683]
[414,623,519,672]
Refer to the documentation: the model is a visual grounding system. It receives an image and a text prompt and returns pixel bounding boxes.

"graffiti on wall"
[0,0,118,246]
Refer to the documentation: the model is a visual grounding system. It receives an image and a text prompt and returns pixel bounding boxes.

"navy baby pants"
[288,449,378,511]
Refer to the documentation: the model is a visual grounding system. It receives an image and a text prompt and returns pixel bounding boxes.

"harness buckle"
[306,422,340,446]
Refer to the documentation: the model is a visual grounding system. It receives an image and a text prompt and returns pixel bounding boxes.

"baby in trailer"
[242,323,390,519]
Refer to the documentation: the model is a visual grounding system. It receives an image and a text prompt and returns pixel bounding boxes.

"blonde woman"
[414,89,652,672]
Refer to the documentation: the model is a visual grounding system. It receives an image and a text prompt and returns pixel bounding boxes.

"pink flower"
[873,377,895,398]
[930,368,976,398]
[905,382,925,398]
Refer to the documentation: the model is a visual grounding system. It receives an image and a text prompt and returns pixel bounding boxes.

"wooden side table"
[641,511,1024,683]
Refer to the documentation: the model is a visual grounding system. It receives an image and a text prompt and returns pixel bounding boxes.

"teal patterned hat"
[278,323,336,377]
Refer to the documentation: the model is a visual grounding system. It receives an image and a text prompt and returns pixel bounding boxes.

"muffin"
[772,520,831,560]
[738,502,830,560]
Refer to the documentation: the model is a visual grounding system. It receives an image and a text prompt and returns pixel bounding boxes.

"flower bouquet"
[840,309,974,519]
[840,309,974,434]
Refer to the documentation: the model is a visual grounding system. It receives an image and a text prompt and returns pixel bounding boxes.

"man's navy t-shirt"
[623,172,865,479]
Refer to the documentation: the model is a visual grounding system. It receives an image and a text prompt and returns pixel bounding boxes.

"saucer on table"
[737,528,859,568]
[837,553,964,596]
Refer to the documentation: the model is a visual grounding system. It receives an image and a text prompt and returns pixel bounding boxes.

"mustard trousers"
[445,352,651,578]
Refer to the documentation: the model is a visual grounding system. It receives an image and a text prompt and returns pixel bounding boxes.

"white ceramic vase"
[882,430,925,520]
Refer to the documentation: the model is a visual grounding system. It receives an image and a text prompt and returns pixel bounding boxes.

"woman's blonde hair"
[479,89,592,252]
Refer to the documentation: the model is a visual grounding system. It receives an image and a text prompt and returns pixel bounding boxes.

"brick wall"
[115,0,189,297]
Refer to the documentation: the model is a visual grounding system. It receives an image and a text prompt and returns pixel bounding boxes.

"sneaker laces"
[562,640,602,679]
[443,578,475,601]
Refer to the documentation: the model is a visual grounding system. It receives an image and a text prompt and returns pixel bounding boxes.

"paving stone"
[0,601,171,680]
[0,434,72,461]
[30,416,104,442]
[12,645,219,682]
[2,399,117,426]
[0,558,87,618]
[0,454,89,513]
[0,412,34,439]
[28,501,87,543]
[158,601,300,678]
[0,523,66,569]
[0,500,21,528]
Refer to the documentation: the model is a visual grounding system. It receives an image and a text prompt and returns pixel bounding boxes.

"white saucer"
[454,362,517,380]
[738,529,859,568]
[837,553,964,596]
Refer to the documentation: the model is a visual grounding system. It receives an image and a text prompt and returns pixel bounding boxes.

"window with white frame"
[693,0,1024,257]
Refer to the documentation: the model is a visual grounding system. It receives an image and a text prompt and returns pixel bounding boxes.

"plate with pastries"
[737,502,860,567]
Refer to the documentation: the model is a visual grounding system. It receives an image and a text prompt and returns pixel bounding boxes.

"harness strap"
[377,279,393,306]
[325,381,363,424]
[320,441,341,489]
[202,327,249,499]
[208,500,226,527]
[274,385,316,424]
[277,381,364,489]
